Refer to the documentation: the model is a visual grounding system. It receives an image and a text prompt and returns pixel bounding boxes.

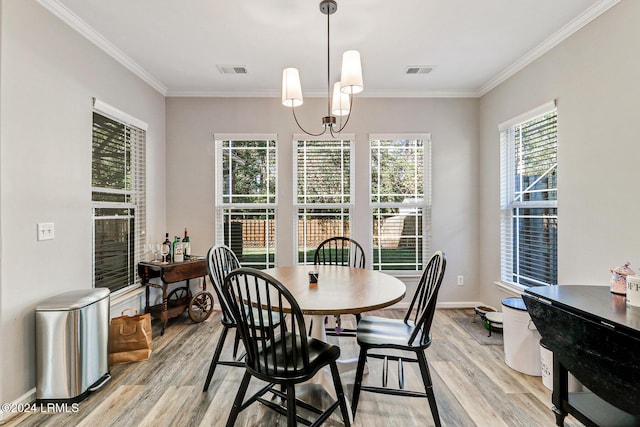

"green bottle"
[183,228,191,259]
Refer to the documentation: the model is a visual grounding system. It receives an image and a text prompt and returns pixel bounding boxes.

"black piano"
[523,285,640,427]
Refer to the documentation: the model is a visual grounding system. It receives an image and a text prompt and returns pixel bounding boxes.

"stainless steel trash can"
[35,288,111,403]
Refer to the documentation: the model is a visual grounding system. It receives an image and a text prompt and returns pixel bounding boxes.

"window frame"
[214,134,278,269]
[369,133,431,273]
[499,101,558,288]
[293,134,355,265]
[91,101,147,295]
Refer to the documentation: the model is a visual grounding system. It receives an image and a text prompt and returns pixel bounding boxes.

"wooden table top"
[262,265,406,315]
[138,257,207,283]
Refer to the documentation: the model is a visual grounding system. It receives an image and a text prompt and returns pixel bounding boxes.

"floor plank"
[4,308,584,427]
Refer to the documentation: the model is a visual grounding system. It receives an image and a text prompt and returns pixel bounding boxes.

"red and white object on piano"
[610,261,634,295]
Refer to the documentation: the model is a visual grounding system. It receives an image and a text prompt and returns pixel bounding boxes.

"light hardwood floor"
[6,308,583,427]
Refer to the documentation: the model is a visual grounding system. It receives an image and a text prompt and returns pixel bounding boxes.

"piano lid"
[526,285,640,337]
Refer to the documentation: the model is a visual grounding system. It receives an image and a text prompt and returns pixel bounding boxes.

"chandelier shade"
[282,67,303,108]
[281,0,363,137]
[340,50,363,94]
[332,82,350,116]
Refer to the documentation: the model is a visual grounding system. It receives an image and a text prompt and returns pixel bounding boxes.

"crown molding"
[478,0,622,96]
[37,0,168,96]
[165,89,481,98]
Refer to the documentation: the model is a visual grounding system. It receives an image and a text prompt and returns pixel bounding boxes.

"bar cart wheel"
[189,291,214,323]
[167,287,190,307]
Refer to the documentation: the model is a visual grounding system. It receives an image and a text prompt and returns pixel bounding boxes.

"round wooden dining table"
[261,264,406,352]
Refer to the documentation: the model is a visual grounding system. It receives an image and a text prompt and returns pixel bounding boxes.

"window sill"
[493,280,527,296]
[110,285,144,306]
[385,271,422,279]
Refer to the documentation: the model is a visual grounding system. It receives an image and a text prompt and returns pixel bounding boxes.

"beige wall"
[478,0,640,307]
[165,96,481,305]
[0,0,166,409]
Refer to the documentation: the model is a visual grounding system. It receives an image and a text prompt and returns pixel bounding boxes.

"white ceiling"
[43,0,618,97]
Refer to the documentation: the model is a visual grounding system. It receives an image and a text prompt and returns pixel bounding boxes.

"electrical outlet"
[457,275,464,286]
[37,222,55,241]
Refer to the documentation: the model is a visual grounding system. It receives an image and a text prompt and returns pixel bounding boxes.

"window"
[215,135,277,268]
[370,135,430,271]
[92,106,146,293]
[500,101,558,287]
[295,137,353,264]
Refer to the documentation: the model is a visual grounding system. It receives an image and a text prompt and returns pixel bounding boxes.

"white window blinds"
[295,137,353,264]
[92,111,146,292]
[215,135,277,268]
[370,135,430,271]
[500,102,558,287]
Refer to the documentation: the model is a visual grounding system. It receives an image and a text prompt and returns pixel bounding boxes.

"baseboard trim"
[0,388,36,425]
[380,301,483,310]
[436,301,484,309]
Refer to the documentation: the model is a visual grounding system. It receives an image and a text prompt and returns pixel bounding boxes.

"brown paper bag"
[109,308,153,365]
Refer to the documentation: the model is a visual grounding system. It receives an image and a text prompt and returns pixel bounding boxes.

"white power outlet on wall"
[37,222,55,241]
[457,275,464,286]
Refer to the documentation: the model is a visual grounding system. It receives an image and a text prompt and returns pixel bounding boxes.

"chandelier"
[281,0,363,137]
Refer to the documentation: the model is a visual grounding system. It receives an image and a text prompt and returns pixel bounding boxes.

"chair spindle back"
[314,236,365,268]
[223,268,310,377]
[206,244,241,324]
[405,251,446,346]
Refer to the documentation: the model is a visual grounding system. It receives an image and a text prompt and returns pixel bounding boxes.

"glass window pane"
[372,207,424,270]
[297,208,350,264]
[220,207,276,269]
[296,139,351,204]
[94,209,134,291]
[371,138,423,204]
[511,207,558,286]
[513,113,557,203]
[92,113,131,192]
[221,140,276,204]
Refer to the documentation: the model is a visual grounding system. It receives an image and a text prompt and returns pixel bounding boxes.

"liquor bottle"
[173,236,184,262]
[162,233,172,263]
[183,228,191,259]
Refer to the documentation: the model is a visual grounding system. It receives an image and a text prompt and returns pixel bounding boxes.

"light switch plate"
[37,222,55,241]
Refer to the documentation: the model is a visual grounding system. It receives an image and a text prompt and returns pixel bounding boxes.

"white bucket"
[502,297,541,376]
[540,343,583,392]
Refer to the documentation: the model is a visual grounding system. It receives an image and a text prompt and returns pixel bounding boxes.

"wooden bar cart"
[138,258,214,335]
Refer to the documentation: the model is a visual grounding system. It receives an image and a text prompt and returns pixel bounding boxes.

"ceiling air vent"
[405,66,433,75]
[217,65,248,74]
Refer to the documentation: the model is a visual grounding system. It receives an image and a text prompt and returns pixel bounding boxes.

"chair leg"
[286,383,297,427]
[351,346,368,418]
[204,325,231,392]
[226,370,252,427]
[232,329,240,359]
[330,361,351,427]
[417,351,441,427]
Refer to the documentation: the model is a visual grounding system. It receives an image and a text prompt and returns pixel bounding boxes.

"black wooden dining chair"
[202,244,243,391]
[203,245,283,392]
[351,251,446,426]
[313,236,365,337]
[223,268,351,427]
